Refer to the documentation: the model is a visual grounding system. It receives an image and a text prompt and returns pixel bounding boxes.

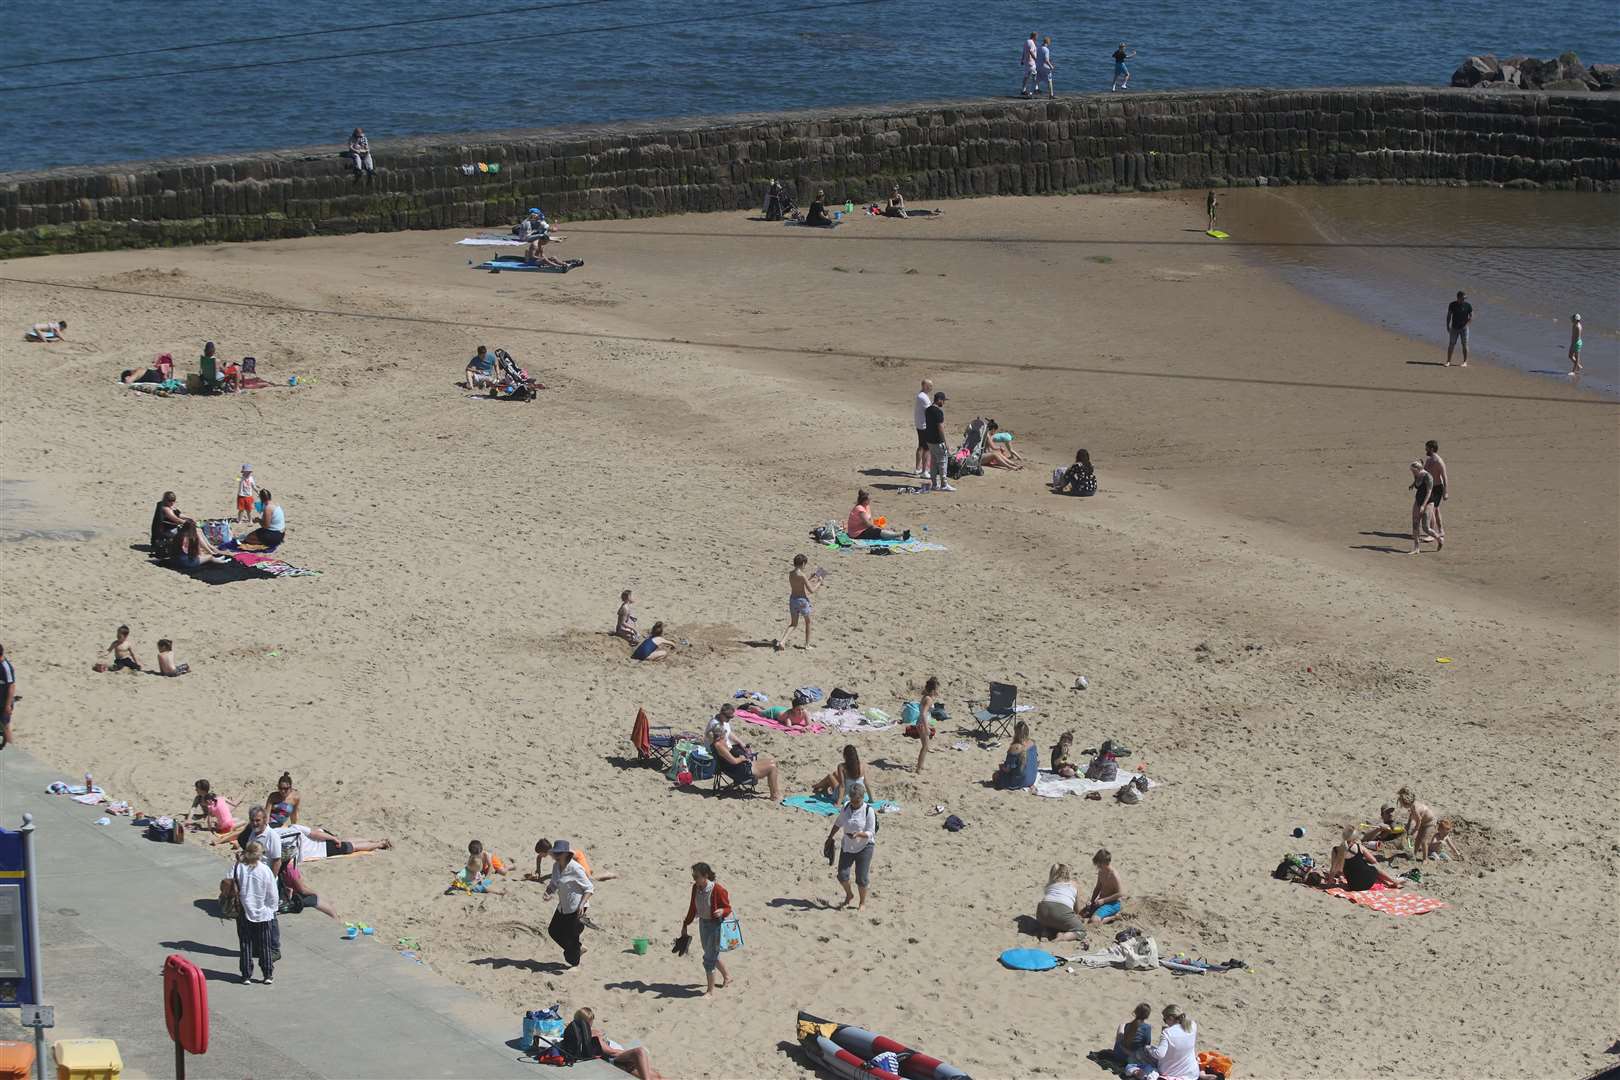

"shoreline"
[2,193,1616,1079]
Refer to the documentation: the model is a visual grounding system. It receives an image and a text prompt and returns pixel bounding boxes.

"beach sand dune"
[1,194,1615,1079]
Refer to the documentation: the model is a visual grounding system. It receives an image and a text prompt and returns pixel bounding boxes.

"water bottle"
[84,772,94,791]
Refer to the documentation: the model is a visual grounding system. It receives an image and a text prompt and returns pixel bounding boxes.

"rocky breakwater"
[1452,51,1618,92]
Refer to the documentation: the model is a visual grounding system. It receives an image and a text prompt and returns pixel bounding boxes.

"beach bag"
[1116,782,1141,805]
[718,916,744,952]
[1085,754,1118,782]
[901,701,921,726]
[797,686,827,704]
[1119,934,1159,970]
[826,687,857,710]
[1051,467,1066,490]
[687,747,715,781]
[523,1007,567,1048]
[1077,470,1098,496]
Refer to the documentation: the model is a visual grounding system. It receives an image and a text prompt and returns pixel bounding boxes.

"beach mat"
[456,236,525,246]
[1321,883,1446,916]
[474,258,582,273]
[740,712,827,735]
[229,551,320,578]
[1032,770,1155,800]
[807,707,896,733]
[846,538,947,553]
[783,793,897,816]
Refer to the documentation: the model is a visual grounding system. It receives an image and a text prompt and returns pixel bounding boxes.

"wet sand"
[1,192,1616,1079]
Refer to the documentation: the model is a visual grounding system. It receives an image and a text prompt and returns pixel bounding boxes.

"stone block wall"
[2,87,1616,257]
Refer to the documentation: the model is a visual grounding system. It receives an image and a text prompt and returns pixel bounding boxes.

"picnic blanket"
[1032,770,1155,800]
[231,551,320,578]
[808,707,896,733]
[783,793,897,816]
[1321,882,1446,917]
[739,711,827,736]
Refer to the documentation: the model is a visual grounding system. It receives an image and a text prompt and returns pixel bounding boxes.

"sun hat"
[241,464,252,472]
[551,839,572,855]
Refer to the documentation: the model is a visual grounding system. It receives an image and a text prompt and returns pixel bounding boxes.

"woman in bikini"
[912,675,941,773]
[980,422,1025,470]
[812,744,872,806]
[266,772,301,827]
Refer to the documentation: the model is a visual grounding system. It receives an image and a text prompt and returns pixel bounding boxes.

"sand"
[1,192,1616,1080]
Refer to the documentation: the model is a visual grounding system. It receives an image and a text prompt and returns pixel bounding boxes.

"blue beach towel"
[783,793,897,816]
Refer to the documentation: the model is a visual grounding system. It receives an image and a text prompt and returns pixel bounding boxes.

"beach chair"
[971,681,1022,738]
[713,757,760,798]
[629,708,674,771]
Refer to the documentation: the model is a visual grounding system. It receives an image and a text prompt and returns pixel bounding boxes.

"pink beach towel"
[1323,883,1446,917]
[739,711,827,736]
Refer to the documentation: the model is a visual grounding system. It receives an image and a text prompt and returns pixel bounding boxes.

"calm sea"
[2,0,1617,172]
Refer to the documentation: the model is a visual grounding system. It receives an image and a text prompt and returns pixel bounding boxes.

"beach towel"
[808,708,896,733]
[845,538,948,553]
[230,551,320,578]
[456,236,526,246]
[1321,883,1446,917]
[740,712,827,736]
[783,793,897,816]
[1032,770,1155,800]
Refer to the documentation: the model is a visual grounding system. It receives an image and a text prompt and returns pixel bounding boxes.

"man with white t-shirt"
[913,378,935,477]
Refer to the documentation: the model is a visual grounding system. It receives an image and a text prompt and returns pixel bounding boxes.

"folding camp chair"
[629,708,674,771]
[712,756,760,798]
[971,681,1022,738]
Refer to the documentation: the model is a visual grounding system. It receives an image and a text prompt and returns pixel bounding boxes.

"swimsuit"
[790,596,812,617]
[269,800,294,827]
[630,637,658,661]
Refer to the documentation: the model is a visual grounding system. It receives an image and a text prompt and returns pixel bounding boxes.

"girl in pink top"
[192,779,239,833]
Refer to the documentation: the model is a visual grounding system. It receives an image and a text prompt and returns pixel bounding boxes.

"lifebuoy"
[163,954,209,1055]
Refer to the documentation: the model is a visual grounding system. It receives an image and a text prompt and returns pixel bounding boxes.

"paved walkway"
[0,749,593,1079]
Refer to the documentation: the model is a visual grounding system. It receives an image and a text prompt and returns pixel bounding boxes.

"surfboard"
[1206,229,1229,239]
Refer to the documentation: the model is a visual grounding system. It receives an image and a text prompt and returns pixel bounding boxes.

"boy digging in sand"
[774,555,825,651]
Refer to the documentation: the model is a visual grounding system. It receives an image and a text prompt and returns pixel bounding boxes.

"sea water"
[1,0,1616,172]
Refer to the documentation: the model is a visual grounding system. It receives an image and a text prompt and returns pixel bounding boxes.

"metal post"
[19,814,45,1080]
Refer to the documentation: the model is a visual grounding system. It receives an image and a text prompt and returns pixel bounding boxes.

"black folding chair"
[712,754,761,798]
[971,681,1021,738]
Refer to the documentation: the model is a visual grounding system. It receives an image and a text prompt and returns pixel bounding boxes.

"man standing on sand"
[544,840,593,968]
[913,378,934,477]
[924,391,954,492]
[774,554,824,651]
[1445,290,1472,367]
[1020,32,1039,97]
[1423,440,1449,547]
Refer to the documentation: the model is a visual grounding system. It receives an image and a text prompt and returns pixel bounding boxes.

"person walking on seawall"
[544,839,594,967]
[1020,32,1039,97]
[1445,290,1472,367]
[1111,44,1137,91]
[348,128,374,179]
[0,643,15,751]
[913,378,935,477]
[1036,36,1056,98]
[679,862,732,994]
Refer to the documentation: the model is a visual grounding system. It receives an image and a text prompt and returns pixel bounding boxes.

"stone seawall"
[3,87,1616,257]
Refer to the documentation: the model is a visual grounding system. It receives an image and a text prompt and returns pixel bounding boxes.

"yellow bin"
[52,1040,122,1080]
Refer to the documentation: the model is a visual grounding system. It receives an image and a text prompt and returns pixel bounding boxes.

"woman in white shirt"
[1034,863,1086,941]
[232,842,279,984]
[1146,1004,1201,1080]
[826,786,877,910]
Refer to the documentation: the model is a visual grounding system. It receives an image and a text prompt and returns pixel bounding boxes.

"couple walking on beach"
[1019,33,1056,98]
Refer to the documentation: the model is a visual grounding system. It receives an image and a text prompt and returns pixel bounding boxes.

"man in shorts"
[774,554,823,651]
[1445,290,1472,367]
[913,378,934,477]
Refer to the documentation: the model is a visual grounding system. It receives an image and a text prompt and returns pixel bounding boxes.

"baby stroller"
[947,417,988,479]
[488,348,543,402]
[762,181,801,222]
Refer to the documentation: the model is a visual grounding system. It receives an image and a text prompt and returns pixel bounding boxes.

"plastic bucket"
[632,937,649,955]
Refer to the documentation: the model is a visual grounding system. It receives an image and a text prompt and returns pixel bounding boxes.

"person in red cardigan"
[680,862,732,994]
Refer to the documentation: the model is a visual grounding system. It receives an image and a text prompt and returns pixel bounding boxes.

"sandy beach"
[1,192,1616,1080]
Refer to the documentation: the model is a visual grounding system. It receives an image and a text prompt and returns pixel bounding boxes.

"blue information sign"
[0,826,39,1007]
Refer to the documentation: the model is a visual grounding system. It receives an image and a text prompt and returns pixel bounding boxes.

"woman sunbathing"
[559,1008,664,1079]
[980,422,1025,470]
[1328,824,1404,891]
[846,490,909,541]
[812,744,871,806]
[708,704,784,800]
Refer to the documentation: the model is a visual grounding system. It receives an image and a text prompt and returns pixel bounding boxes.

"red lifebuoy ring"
[163,954,209,1055]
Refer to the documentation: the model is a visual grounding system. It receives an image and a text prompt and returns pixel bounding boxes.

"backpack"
[1085,754,1118,782]
[826,687,857,710]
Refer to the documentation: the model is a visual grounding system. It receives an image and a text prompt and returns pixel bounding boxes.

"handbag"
[717,916,744,952]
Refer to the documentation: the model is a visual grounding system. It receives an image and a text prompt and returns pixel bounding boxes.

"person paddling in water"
[1568,313,1583,373]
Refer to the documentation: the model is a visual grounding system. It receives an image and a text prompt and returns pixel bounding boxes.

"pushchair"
[763,182,801,222]
[947,417,989,479]
[488,348,543,401]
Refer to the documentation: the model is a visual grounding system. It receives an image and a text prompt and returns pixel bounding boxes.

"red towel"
[1323,883,1446,916]
[631,708,652,758]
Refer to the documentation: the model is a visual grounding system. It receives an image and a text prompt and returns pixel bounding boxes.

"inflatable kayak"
[797,1011,971,1080]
